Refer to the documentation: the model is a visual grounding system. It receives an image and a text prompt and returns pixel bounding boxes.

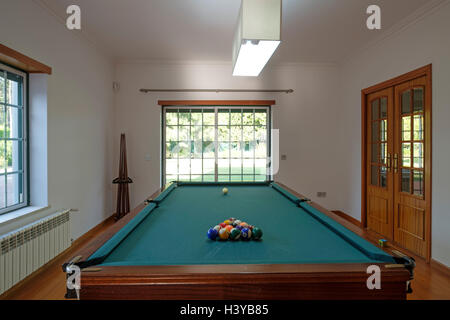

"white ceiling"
[40,0,432,64]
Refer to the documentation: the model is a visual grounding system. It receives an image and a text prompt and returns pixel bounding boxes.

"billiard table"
[63,181,414,300]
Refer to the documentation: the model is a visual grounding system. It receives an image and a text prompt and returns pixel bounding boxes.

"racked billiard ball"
[219,228,230,240]
[241,228,252,240]
[229,228,241,240]
[235,225,243,231]
[239,222,249,228]
[207,228,219,241]
[219,222,227,228]
[225,225,233,232]
[223,219,232,225]
[213,225,221,232]
[251,227,263,240]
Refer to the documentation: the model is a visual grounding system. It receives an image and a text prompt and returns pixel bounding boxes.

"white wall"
[0,0,115,240]
[114,62,342,210]
[338,2,450,266]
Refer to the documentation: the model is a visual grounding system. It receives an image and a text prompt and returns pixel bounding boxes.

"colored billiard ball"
[222,187,228,195]
[213,225,221,232]
[229,217,236,221]
[235,225,243,231]
[241,228,252,240]
[234,220,242,226]
[219,222,227,228]
[207,228,219,241]
[225,225,233,232]
[251,227,263,240]
[223,219,232,225]
[218,228,230,240]
[239,222,249,228]
[229,228,241,240]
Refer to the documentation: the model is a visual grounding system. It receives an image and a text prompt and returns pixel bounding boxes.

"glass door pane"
[369,97,389,189]
[398,87,425,197]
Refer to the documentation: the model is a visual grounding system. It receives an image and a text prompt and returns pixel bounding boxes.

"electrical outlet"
[317,192,327,198]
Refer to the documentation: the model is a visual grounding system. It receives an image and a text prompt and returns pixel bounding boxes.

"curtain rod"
[139,88,294,94]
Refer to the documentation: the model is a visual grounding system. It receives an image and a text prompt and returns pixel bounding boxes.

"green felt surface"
[92,183,394,266]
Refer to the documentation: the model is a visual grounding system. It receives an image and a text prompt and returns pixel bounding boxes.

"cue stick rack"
[112,133,133,220]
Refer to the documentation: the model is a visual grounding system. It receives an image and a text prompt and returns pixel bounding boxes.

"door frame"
[361,64,432,262]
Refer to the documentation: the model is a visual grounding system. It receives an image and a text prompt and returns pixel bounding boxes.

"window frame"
[0,62,29,215]
[161,105,272,186]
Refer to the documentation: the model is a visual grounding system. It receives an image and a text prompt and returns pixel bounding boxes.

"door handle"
[387,153,391,172]
[393,154,398,173]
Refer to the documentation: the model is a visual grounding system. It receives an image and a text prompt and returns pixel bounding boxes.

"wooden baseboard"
[431,259,450,277]
[0,214,115,299]
[331,210,362,227]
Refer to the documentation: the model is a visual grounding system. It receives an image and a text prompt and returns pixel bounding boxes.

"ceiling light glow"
[233,40,280,76]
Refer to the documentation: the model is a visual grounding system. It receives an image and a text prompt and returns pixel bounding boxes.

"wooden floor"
[1,214,449,300]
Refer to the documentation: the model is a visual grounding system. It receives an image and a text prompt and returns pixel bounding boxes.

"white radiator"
[0,209,71,295]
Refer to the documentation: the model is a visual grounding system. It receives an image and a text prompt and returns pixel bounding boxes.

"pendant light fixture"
[232,0,282,77]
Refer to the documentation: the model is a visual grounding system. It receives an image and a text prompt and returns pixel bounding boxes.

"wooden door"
[366,88,394,239]
[363,65,431,260]
[393,76,431,258]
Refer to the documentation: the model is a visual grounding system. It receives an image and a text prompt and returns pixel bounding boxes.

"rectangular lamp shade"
[232,0,281,77]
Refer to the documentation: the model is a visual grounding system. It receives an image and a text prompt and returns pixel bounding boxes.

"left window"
[0,64,27,214]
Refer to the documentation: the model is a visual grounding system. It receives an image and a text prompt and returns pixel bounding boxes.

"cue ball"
[222,187,228,195]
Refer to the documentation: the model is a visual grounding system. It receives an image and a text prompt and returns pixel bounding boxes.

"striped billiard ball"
[229,228,241,240]
[241,228,252,240]
[218,228,230,240]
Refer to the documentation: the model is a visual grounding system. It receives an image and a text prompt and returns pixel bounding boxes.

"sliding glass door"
[162,106,271,185]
